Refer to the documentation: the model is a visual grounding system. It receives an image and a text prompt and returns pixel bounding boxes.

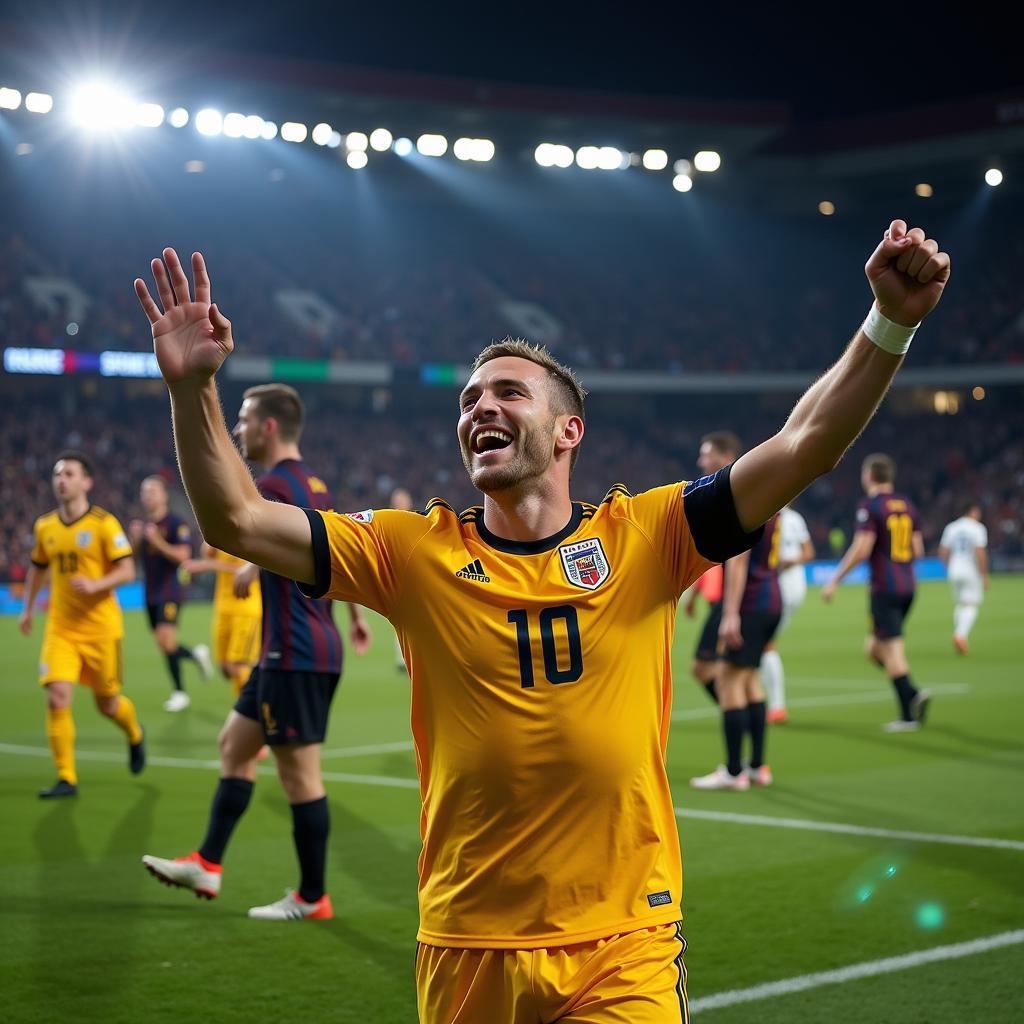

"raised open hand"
[134,249,233,385]
[865,220,951,327]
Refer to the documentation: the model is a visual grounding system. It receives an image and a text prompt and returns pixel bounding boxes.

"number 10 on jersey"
[508,606,583,687]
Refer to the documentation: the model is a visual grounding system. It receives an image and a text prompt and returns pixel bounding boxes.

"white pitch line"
[674,806,1024,852]
[689,929,1024,1014]
[672,683,969,722]
[320,740,415,759]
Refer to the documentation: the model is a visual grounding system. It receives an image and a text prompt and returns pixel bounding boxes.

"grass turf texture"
[0,578,1021,1023]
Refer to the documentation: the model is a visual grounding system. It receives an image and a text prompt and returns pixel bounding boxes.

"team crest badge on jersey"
[559,538,611,591]
[346,510,375,524]
[77,531,92,548]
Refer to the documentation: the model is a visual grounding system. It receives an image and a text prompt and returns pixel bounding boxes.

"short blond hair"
[472,338,587,470]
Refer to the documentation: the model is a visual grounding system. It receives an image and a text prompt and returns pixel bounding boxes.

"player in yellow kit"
[136,220,949,1019]
[183,544,262,695]
[19,451,146,798]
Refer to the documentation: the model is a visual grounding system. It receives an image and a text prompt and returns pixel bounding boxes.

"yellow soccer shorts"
[416,922,688,1024]
[39,633,123,698]
[214,613,261,667]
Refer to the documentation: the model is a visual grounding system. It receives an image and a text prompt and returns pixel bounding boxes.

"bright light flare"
[694,150,721,172]
[0,87,22,110]
[195,108,223,136]
[642,149,668,171]
[25,92,53,114]
[369,128,392,151]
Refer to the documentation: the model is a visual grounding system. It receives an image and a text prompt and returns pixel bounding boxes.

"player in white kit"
[938,504,989,654]
[762,505,815,723]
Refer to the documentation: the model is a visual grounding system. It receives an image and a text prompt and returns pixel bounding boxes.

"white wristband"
[862,304,918,356]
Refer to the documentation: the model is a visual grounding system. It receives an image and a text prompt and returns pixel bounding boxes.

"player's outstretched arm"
[822,531,874,602]
[135,249,315,584]
[730,220,950,532]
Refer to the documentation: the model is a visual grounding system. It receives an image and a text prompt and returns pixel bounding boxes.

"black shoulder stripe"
[601,483,633,504]
[423,497,455,516]
[88,508,106,520]
[458,506,483,522]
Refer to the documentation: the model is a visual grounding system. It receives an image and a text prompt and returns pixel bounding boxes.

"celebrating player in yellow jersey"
[135,219,949,1021]
[182,544,262,696]
[19,451,146,798]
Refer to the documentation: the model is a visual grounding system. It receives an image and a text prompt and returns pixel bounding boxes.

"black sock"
[748,701,767,769]
[723,707,749,777]
[164,651,183,691]
[891,674,918,721]
[178,645,195,662]
[703,679,720,705]
[291,796,330,903]
[198,777,254,864]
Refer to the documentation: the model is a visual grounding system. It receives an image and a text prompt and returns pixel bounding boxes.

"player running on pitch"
[938,503,989,654]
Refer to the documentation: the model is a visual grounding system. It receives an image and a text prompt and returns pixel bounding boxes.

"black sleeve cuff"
[296,508,332,599]
[683,462,765,563]
[31,559,49,569]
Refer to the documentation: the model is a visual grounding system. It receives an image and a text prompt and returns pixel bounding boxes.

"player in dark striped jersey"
[130,475,212,712]
[823,454,929,731]
[143,384,371,920]
[691,513,782,790]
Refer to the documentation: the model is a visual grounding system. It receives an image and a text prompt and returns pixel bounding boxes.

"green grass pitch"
[1,578,1021,1023]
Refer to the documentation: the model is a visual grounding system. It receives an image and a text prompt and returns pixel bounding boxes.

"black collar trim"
[473,503,585,555]
[58,504,94,528]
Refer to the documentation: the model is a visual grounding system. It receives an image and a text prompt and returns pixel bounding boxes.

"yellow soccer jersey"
[301,468,759,948]
[31,506,133,640]
[211,548,262,617]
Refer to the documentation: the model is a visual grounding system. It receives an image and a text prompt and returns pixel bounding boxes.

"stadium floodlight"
[693,150,721,172]
[642,149,668,171]
[222,112,247,138]
[25,91,54,114]
[184,159,205,173]
[575,146,600,170]
[280,121,308,143]
[311,122,333,146]
[818,200,836,216]
[346,150,368,169]
[672,173,693,192]
[327,130,342,149]
[0,87,22,110]
[454,137,495,162]
[417,134,448,157]
[597,146,624,170]
[242,115,264,139]
[915,182,933,198]
[346,131,369,152]
[985,167,1003,187]
[261,120,278,140]
[195,108,224,136]
[169,107,189,128]
[393,136,414,156]
[136,103,165,128]
[68,82,137,131]
[369,128,393,151]
[534,143,555,167]
[673,158,692,176]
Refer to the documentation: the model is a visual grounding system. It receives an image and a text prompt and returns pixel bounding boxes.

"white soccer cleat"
[142,852,221,899]
[690,765,750,791]
[745,764,774,787]
[247,889,334,921]
[163,690,191,712]
[193,643,214,682]
[882,719,920,733]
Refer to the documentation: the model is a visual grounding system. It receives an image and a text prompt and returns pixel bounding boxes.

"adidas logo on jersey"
[455,559,490,583]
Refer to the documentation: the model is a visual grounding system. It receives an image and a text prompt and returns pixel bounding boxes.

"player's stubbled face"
[697,442,730,477]
[52,460,88,503]
[458,357,558,493]
[232,399,266,463]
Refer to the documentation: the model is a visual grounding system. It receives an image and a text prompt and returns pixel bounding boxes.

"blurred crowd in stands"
[1,206,1021,373]
[2,395,1021,582]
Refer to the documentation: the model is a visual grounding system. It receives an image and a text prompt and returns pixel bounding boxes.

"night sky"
[1,0,1020,120]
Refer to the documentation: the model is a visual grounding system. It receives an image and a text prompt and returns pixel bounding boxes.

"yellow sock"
[111,695,143,745]
[46,707,77,785]
[231,667,251,698]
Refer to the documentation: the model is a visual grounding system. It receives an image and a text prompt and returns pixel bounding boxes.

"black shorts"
[723,611,782,668]
[234,667,341,745]
[146,601,181,629]
[694,602,723,662]
[871,592,914,640]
